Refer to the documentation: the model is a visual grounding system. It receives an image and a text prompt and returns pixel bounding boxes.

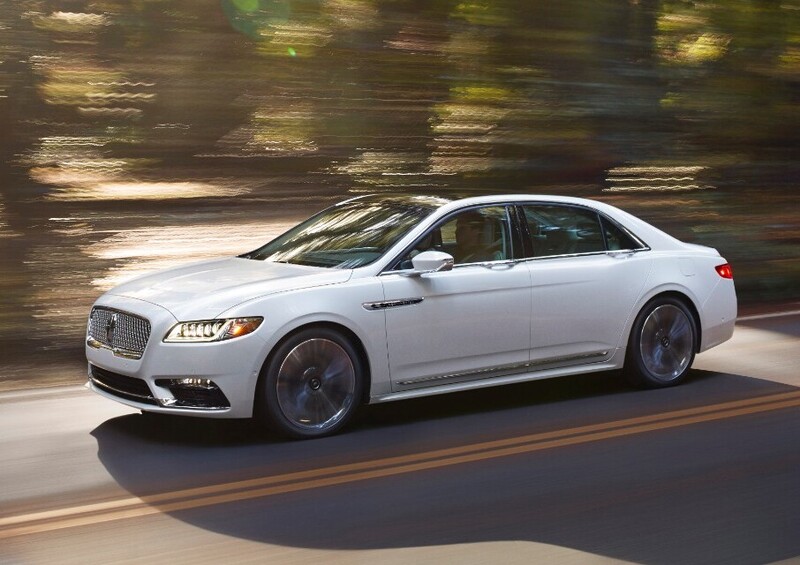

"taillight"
[715,263,733,279]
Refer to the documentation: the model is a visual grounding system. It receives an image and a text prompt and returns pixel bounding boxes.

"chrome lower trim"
[89,375,154,403]
[397,350,610,387]
[158,398,229,411]
[90,377,229,411]
[530,350,610,367]
[363,297,424,311]
[398,361,530,386]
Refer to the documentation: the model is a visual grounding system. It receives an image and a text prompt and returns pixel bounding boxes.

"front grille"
[88,307,151,359]
[90,365,158,405]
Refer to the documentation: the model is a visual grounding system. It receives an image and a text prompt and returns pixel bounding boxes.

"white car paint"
[86,194,737,435]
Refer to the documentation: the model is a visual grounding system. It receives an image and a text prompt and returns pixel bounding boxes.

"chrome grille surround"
[87,307,151,360]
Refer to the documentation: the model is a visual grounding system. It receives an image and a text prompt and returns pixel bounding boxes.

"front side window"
[394,206,512,268]
[244,198,437,268]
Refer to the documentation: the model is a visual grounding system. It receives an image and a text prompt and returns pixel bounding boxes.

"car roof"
[345,193,630,219]
[346,193,603,209]
[345,192,690,258]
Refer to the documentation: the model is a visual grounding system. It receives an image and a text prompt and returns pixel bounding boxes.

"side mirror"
[407,250,454,276]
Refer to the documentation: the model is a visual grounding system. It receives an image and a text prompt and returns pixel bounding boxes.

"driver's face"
[456,219,481,245]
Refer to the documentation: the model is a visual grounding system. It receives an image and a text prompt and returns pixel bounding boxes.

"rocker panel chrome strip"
[397,350,610,387]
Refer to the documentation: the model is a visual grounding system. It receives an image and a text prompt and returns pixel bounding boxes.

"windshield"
[243,197,441,268]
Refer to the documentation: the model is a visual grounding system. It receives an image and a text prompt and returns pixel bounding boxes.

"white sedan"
[86,194,737,438]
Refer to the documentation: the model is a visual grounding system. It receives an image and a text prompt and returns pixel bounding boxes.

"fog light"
[154,378,230,410]
[176,378,215,389]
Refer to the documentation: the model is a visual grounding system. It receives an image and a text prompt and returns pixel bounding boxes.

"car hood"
[105,257,352,319]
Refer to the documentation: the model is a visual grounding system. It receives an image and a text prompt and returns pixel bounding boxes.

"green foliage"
[0,0,799,381]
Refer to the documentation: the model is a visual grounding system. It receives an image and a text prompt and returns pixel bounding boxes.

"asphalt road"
[1,311,799,565]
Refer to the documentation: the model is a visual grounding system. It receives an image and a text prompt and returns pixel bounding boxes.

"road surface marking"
[2,389,800,539]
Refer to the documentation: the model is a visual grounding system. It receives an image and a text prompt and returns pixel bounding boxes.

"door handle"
[607,251,635,259]
[484,261,516,270]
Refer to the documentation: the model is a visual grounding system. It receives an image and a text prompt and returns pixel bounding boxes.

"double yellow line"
[3,389,800,539]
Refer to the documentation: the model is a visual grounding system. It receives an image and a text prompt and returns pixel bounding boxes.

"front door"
[380,205,532,390]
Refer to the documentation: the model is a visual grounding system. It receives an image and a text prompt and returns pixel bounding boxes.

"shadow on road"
[92,370,800,564]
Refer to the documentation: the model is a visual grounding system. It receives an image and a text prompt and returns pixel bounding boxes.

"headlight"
[163,317,263,343]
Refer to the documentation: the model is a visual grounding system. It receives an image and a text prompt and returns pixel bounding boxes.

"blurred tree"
[1,0,799,387]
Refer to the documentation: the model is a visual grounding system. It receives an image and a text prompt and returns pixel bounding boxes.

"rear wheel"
[259,327,363,439]
[625,297,697,388]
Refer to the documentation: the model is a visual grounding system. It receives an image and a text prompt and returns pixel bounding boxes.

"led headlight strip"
[163,317,263,343]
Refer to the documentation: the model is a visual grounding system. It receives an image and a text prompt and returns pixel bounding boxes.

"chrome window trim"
[379,256,530,277]
[522,247,651,263]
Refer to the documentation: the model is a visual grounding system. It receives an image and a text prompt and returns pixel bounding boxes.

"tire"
[624,297,697,388]
[258,327,364,439]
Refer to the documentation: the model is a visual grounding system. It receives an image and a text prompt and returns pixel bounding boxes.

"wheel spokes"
[639,304,694,381]
[276,338,356,431]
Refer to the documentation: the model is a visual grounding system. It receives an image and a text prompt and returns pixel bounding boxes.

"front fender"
[221,277,392,401]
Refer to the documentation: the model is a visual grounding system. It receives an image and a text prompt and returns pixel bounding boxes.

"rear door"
[519,204,652,367]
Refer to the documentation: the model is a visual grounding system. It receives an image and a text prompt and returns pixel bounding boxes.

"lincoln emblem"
[105,313,117,345]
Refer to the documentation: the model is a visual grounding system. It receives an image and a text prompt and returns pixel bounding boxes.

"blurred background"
[0,0,798,390]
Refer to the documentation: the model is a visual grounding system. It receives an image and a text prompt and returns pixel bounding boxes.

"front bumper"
[88,364,232,410]
[85,296,268,419]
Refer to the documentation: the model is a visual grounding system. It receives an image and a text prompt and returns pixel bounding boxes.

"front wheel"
[625,297,697,388]
[258,327,364,439]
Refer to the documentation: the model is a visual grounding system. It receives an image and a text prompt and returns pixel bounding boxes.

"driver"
[454,211,502,264]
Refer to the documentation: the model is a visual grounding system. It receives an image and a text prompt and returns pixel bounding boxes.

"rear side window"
[600,216,645,251]
[522,205,605,257]
[521,204,647,258]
